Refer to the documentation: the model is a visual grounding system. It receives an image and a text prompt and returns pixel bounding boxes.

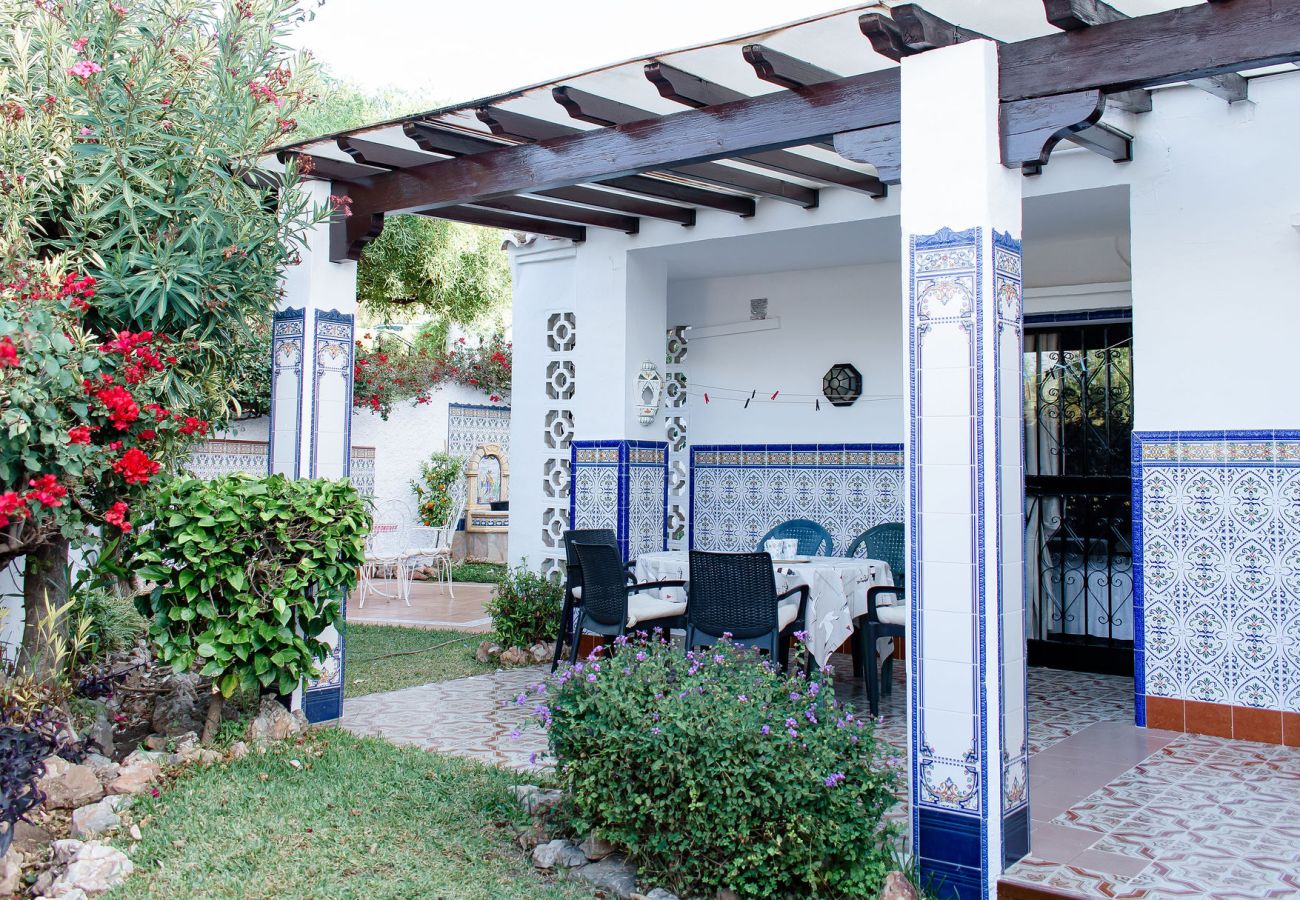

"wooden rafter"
[741,44,838,89]
[475,106,817,208]
[859,4,988,61]
[329,0,1300,259]
[553,85,885,197]
[418,206,586,242]
[1041,0,1247,103]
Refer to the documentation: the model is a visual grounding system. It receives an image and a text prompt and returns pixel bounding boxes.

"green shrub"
[487,563,562,651]
[133,475,369,737]
[410,452,463,526]
[537,638,901,898]
[68,585,146,663]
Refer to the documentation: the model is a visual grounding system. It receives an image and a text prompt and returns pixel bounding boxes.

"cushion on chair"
[876,603,909,626]
[777,602,800,631]
[571,586,582,600]
[627,592,687,627]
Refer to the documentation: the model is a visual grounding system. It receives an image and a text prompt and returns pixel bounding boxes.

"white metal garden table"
[633,550,894,666]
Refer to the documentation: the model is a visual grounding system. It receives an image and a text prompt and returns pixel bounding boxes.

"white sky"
[293,0,871,106]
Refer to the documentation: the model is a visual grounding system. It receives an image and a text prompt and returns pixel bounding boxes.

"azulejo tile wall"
[184,439,375,498]
[689,445,904,554]
[1134,430,1300,716]
[570,441,668,562]
[447,403,511,457]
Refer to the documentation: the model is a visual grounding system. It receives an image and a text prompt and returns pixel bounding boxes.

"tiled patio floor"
[349,578,494,632]
[341,656,1300,898]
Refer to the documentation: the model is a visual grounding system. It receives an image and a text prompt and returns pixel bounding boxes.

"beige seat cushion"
[876,603,909,627]
[627,592,687,627]
[571,585,582,600]
[777,602,800,631]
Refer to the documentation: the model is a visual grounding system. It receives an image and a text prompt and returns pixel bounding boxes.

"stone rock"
[107,763,160,796]
[715,891,740,900]
[475,641,502,664]
[196,749,222,766]
[151,673,203,737]
[121,750,163,767]
[51,891,89,900]
[51,840,83,865]
[246,699,308,743]
[229,741,249,760]
[877,871,919,900]
[632,890,679,900]
[568,855,638,899]
[70,799,121,839]
[508,785,564,816]
[38,758,104,810]
[579,834,617,861]
[0,850,21,896]
[47,840,133,896]
[498,646,530,666]
[86,713,114,760]
[11,820,53,855]
[142,735,167,752]
[529,642,554,664]
[531,840,587,869]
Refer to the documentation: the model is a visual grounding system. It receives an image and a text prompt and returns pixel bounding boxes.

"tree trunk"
[201,692,225,744]
[18,536,70,682]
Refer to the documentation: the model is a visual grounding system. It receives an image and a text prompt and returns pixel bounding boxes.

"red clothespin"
[770,390,779,400]
[703,392,710,404]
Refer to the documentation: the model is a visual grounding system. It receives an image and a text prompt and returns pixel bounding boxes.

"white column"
[271,179,357,722]
[900,40,1027,899]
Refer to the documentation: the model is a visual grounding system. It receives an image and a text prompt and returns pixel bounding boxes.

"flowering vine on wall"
[352,333,511,419]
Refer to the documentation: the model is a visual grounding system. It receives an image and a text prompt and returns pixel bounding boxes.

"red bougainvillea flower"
[176,415,209,436]
[138,429,156,441]
[113,447,160,485]
[0,491,26,527]
[96,384,140,430]
[25,475,67,508]
[0,336,18,367]
[104,501,132,532]
[67,425,93,445]
[143,402,170,423]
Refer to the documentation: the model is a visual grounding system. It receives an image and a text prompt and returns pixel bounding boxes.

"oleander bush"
[487,563,562,652]
[538,637,902,899]
[133,474,370,739]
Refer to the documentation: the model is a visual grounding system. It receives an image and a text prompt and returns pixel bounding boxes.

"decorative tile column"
[270,180,357,724]
[900,40,1027,898]
[570,440,668,561]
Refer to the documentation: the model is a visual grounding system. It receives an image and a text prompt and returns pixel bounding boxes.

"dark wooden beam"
[742,44,838,89]
[338,136,440,169]
[419,206,587,242]
[279,150,383,182]
[474,195,638,234]
[1042,0,1247,102]
[1105,90,1153,114]
[553,85,885,197]
[477,106,818,208]
[1000,90,1106,174]
[1064,119,1132,163]
[1005,0,1291,101]
[859,4,987,60]
[404,122,696,225]
[831,124,901,184]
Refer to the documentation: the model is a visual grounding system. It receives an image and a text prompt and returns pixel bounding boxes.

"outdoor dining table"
[633,550,895,666]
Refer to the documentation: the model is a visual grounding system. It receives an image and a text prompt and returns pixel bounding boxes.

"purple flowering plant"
[534,634,899,899]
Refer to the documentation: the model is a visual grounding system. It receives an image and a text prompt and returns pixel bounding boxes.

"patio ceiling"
[271,0,1300,261]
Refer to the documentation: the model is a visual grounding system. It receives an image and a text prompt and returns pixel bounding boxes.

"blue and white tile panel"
[186,440,374,498]
[664,326,689,550]
[570,441,668,562]
[268,307,305,478]
[1133,431,1300,717]
[689,445,903,554]
[309,309,355,480]
[908,226,1029,896]
[447,402,511,457]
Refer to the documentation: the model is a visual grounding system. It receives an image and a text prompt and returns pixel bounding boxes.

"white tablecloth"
[634,551,895,666]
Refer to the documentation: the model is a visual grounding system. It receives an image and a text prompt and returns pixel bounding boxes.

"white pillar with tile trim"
[270,179,357,723]
[900,39,1028,899]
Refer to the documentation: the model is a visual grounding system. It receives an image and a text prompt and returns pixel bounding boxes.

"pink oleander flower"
[67,60,103,80]
[79,126,93,136]
[71,38,89,52]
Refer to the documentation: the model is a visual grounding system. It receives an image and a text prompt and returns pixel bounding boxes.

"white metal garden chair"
[401,498,463,599]
[359,500,411,607]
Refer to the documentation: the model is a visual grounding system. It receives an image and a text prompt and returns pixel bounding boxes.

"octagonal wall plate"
[823,362,863,407]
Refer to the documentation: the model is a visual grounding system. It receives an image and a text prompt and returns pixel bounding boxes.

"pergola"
[271,3,1300,898]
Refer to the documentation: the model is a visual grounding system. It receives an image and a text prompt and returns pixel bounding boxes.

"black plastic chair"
[568,542,686,664]
[686,550,809,670]
[553,529,629,671]
[756,519,834,557]
[849,523,907,716]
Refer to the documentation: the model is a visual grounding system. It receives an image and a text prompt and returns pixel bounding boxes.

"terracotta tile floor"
[341,651,1300,897]
[348,578,494,632]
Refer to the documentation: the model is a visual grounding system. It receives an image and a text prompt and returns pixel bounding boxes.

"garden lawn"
[345,624,499,698]
[450,561,506,583]
[112,729,589,900]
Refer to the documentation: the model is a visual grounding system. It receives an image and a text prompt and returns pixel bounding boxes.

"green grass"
[449,561,506,583]
[345,624,500,698]
[111,729,589,900]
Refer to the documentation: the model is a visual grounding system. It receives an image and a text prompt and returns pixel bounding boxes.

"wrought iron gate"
[1023,319,1135,674]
